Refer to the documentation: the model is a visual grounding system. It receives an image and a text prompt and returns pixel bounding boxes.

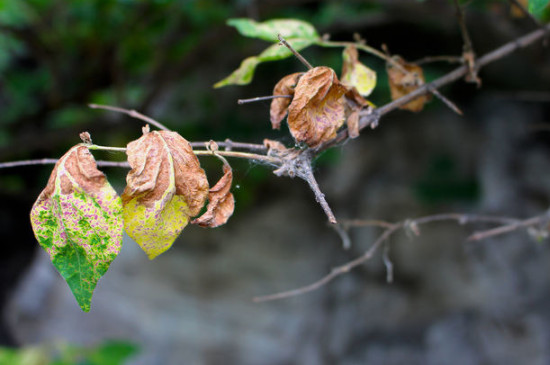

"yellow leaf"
[341,46,376,97]
[122,130,209,259]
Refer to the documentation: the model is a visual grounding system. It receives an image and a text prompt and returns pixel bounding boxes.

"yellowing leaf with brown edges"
[122,130,209,259]
[287,66,348,147]
[192,164,234,228]
[341,46,376,97]
[387,56,431,112]
[270,72,302,130]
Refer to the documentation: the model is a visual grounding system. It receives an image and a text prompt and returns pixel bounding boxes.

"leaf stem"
[87,145,127,153]
[318,40,409,74]
[194,150,280,164]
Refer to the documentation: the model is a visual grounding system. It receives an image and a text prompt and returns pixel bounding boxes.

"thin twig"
[0,158,59,169]
[413,55,463,65]
[428,87,463,115]
[278,34,313,70]
[454,0,480,85]
[238,95,292,104]
[96,161,131,168]
[0,149,280,170]
[300,161,337,224]
[189,140,267,151]
[468,215,546,241]
[253,223,400,302]
[340,219,395,229]
[382,243,393,283]
[0,158,130,169]
[89,103,170,131]
[319,40,410,75]
[254,211,545,302]
[333,224,352,249]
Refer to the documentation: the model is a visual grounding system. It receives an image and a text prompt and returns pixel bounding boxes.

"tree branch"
[322,22,550,150]
[253,212,548,302]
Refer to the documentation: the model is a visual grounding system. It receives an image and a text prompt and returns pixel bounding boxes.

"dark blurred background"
[1,0,550,364]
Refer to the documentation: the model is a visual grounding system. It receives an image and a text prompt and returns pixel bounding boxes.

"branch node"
[333,224,352,249]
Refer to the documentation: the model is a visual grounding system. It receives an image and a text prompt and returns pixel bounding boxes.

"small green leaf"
[528,0,549,18]
[30,145,123,312]
[227,18,319,42]
[215,18,320,88]
[213,56,260,88]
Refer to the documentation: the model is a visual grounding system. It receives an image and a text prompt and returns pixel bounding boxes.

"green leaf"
[215,18,320,87]
[213,38,316,88]
[87,340,139,365]
[528,0,549,18]
[227,18,319,42]
[213,56,260,88]
[30,145,123,312]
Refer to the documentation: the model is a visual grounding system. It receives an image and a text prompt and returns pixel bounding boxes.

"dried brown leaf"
[387,57,431,112]
[270,72,302,129]
[287,66,348,147]
[345,86,374,109]
[192,164,234,228]
[122,130,209,258]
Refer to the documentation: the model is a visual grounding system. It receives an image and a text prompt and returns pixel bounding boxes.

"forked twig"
[254,212,544,302]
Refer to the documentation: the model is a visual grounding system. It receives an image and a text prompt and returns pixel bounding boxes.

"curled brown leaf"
[387,56,431,112]
[287,66,348,147]
[270,72,302,130]
[122,130,209,258]
[192,164,234,228]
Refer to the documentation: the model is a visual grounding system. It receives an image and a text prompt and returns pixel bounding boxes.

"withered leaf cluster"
[270,48,377,146]
[271,66,355,147]
[34,128,236,264]
[122,129,235,258]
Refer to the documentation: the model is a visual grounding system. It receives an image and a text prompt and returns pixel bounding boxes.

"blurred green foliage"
[0,340,137,365]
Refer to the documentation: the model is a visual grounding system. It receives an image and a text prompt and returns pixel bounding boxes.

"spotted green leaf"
[122,129,209,259]
[30,145,123,312]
